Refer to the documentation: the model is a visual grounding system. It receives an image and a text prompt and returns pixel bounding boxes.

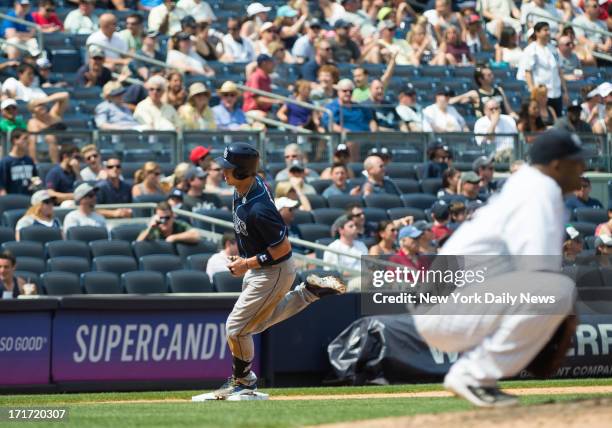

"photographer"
[136,201,200,243]
[0,129,39,195]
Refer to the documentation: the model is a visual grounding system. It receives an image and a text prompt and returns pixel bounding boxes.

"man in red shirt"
[430,200,452,241]
[242,54,281,115]
[32,0,63,32]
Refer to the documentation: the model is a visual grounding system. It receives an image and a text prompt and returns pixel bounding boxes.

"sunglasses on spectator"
[221,92,237,97]
[42,198,55,205]
[228,27,239,32]
[86,153,99,161]
[159,215,172,221]
[107,164,121,169]
[562,42,575,46]
[351,212,365,218]
[285,154,299,159]
[148,87,163,92]
[84,192,96,199]
[339,89,352,93]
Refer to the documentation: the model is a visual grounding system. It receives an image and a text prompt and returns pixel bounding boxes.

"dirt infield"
[313,397,612,428]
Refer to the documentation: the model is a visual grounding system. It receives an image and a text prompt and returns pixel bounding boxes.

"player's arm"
[228,236,292,276]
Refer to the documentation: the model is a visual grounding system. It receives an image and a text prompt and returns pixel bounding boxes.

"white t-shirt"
[572,15,608,45]
[520,2,562,35]
[166,49,208,73]
[1,78,46,102]
[441,165,564,272]
[62,210,107,234]
[206,251,230,282]
[222,34,256,63]
[86,31,128,59]
[323,239,368,272]
[176,0,216,22]
[473,114,518,152]
[148,5,188,36]
[64,9,99,34]
[422,104,466,132]
[517,42,561,98]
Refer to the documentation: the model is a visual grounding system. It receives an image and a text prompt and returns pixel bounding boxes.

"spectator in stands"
[494,27,522,69]
[582,83,608,127]
[437,167,460,198]
[329,20,360,63]
[148,0,187,36]
[167,161,192,192]
[521,0,562,35]
[436,26,473,66]
[95,81,139,130]
[64,0,98,34]
[0,0,38,60]
[450,66,514,118]
[119,13,144,52]
[414,220,436,254]
[320,144,354,179]
[351,67,370,103]
[0,129,37,196]
[137,201,200,242]
[531,85,557,127]
[0,99,26,133]
[276,80,314,129]
[275,180,312,212]
[361,155,400,196]
[32,0,62,33]
[36,57,66,88]
[367,76,400,131]
[562,225,583,265]
[222,17,256,63]
[424,0,462,43]
[565,176,603,211]
[284,161,316,195]
[322,79,377,132]
[188,146,211,171]
[132,161,168,197]
[274,196,304,246]
[132,30,164,80]
[26,92,69,163]
[241,2,271,40]
[62,183,107,233]
[96,156,133,206]
[423,87,468,132]
[178,82,216,130]
[557,35,583,81]
[375,20,410,65]
[402,18,436,66]
[134,76,181,131]
[390,225,423,270]
[79,145,105,181]
[324,215,367,279]
[212,81,249,130]
[86,14,131,70]
[595,203,612,237]
[593,102,612,135]
[292,18,321,64]
[458,171,482,202]
[243,54,281,117]
[368,220,398,256]
[595,235,612,257]
[182,166,221,211]
[517,22,568,117]
[76,45,113,88]
[0,251,37,297]
[396,83,422,132]
[15,189,60,240]
[463,14,492,55]
[253,22,278,56]
[430,200,452,241]
[473,99,518,160]
[310,64,338,107]
[573,0,612,55]
[206,232,238,282]
[162,71,187,110]
[422,141,450,179]
[472,155,497,198]
[344,204,374,239]
[203,160,232,195]
[517,100,546,134]
[553,99,592,133]
[177,0,215,23]
[275,144,319,182]
[167,32,215,76]
[322,163,360,198]
[301,39,334,82]
[2,63,46,102]
[45,144,80,202]
[194,21,221,62]
[480,0,520,40]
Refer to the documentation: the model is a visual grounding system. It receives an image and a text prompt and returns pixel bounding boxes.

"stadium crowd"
[0,0,611,296]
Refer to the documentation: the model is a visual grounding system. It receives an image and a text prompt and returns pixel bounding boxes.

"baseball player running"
[209,143,346,399]
[414,130,582,407]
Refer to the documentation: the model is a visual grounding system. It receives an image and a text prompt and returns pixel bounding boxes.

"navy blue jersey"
[232,176,291,263]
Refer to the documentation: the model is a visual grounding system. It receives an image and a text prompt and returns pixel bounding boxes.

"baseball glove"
[525,315,577,378]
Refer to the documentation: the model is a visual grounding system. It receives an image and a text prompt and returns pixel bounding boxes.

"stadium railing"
[526,12,612,40]
[0,12,43,53]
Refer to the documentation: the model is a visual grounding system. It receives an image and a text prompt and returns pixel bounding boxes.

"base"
[191,391,270,401]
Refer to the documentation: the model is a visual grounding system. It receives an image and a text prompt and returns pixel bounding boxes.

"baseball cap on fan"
[189,146,210,164]
[247,2,271,17]
[528,130,584,165]
[275,197,299,211]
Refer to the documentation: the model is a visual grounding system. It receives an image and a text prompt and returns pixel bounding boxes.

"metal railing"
[0,12,43,53]
[0,36,34,54]
[88,42,172,71]
[526,11,612,39]
[245,112,312,134]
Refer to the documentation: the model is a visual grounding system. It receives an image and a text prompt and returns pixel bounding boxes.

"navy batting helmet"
[215,143,260,180]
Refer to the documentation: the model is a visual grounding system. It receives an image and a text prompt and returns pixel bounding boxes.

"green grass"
[0,379,610,428]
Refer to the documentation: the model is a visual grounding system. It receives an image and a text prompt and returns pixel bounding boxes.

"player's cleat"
[212,373,257,400]
[444,376,518,408]
[305,274,347,298]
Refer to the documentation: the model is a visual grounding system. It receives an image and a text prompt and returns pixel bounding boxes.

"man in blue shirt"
[301,39,333,82]
[0,129,37,195]
[96,157,132,205]
[212,81,248,130]
[361,155,400,196]
[565,176,603,212]
[1,0,38,60]
[322,163,360,198]
[45,144,81,203]
[321,79,378,132]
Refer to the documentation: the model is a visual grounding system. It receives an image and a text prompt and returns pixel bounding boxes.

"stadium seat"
[66,226,108,242]
[132,240,176,258]
[574,208,608,224]
[132,194,167,217]
[575,265,604,288]
[292,210,314,225]
[122,271,168,294]
[401,193,438,210]
[81,271,123,294]
[599,266,612,287]
[312,208,344,225]
[92,255,138,275]
[584,235,596,250]
[18,226,61,244]
[89,239,133,257]
[110,224,147,242]
[14,270,40,288]
[315,237,334,258]
[387,207,427,221]
[41,272,82,295]
[326,195,363,209]
[297,224,332,242]
[384,164,419,179]
[47,257,90,275]
[570,222,597,237]
[0,226,15,245]
[363,208,389,223]
[45,240,90,260]
[364,194,402,210]
[175,241,218,260]
[310,179,332,194]
[166,270,213,293]
[420,178,444,195]
[192,209,233,231]
[3,208,26,229]
[305,194,327,209]
[212,271,243,292]
[393,179,421,194]
[139,255,183,274]
[1,241,44,259]
[186,253,213,271]
[0,194,30,216]
[15,256,46,275]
